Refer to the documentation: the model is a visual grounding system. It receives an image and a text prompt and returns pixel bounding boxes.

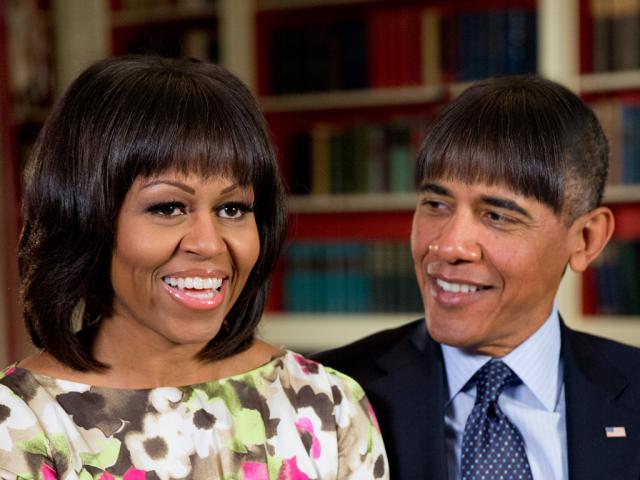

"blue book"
[622,105,637,184]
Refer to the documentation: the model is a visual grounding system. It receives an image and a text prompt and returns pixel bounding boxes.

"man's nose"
[430,214,482,263]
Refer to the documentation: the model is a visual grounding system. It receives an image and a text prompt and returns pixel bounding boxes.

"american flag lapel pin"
[605,426,627,438]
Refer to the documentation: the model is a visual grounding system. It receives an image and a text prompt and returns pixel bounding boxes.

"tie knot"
[473,360,518,404]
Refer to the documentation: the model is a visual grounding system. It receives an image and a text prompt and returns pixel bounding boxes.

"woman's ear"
[568,206,615,273]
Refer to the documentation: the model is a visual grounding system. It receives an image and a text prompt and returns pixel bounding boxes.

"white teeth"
[185,290,214,299]
[436,278,481,293]
[163,276,223,291]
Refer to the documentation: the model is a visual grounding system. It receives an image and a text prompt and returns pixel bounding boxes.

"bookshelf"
[1,0,639,360]
[253,0,640,352]
[575,0,640,326]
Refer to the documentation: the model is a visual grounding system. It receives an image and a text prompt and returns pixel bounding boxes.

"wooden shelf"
[259,313,640,352]
[259,313,419,352]
[604,184,640,203]
[257,0,386,12]
[12,106,50,126]
[110,2,218,28]
[565,316,640,347]
[288,192,417,213]
[286,185,640,214]
[581,70,640,93]
[260,85,445,112]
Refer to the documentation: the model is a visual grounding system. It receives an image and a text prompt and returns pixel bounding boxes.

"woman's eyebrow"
[140,179,195,194]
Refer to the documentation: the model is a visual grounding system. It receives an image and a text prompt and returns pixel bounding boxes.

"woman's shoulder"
[270,350,368,404]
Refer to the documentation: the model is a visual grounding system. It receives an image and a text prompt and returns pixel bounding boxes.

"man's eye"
[486,211,515,224]
[218,202,253,219]
[148,202,186,216]
[421,198,447,211]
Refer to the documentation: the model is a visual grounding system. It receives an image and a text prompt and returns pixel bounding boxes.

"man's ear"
[568,206,615,273]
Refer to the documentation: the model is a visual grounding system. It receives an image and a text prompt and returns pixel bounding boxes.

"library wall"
[0,0,639,358]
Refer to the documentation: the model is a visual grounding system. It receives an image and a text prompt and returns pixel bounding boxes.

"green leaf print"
[234,408,266,446]
[17,433,49,456]
[79,437,121,468]
[50,434,72,463]
[188,382,242,414]
[77,469,93,480]
[16,474,35,480]
[267,456,283,479]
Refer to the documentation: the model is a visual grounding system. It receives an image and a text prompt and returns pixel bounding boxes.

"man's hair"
[416,75,609,222]
[19,55,288,371]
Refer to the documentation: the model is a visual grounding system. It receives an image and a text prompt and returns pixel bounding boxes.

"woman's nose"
[181,213,226,257]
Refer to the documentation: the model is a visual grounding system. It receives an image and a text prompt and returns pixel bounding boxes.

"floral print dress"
[0,350,387,480]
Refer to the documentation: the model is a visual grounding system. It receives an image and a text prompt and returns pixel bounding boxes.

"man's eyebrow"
[419,183,451,197]
[481,195,533,219]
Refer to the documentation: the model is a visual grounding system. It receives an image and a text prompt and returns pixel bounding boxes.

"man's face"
[411,178,577,357]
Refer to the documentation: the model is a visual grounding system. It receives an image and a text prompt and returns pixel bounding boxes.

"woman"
[0,56,388,479]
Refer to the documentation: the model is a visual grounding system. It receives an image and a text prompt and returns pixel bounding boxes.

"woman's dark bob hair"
[19,55,287,371]
[417,75,609,222]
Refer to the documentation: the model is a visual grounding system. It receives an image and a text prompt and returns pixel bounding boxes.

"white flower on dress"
[189,389,232,458]
[149,387,183,413]
[268,404,324,478]
[125,410,194,480]
[0,385,37,451]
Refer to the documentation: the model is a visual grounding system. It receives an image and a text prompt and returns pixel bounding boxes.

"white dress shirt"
[442,306,568,479]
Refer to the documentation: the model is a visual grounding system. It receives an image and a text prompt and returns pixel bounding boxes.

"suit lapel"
[562,324,640,479]
[366,322,448,479]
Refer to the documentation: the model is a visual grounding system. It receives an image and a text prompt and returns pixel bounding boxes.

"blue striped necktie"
[460,360,533,480]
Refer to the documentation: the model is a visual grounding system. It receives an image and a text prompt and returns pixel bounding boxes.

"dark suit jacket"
[313,319,640,479]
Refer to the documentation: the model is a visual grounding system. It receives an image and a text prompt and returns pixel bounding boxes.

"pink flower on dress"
[4,367,15,376]
[41,464,57,480]
[123,468,146,480]
[292,354,317,375]
[295,418,321,459]
[98,473,114,480]
[242,461,269,480]
[278,456,309,480]
[369,404,381,432]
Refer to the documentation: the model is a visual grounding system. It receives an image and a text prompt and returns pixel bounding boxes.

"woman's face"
[109,171,260,351]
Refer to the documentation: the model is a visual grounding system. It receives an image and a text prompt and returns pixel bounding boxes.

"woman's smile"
[162,270,227,310]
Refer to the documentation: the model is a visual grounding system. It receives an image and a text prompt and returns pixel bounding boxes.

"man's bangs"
[419,104,564,212]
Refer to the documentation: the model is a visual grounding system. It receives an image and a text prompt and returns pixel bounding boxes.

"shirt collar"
[441,305,562,412]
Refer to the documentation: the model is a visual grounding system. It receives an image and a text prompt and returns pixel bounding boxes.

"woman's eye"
[218,202,253,219]
[148,202,186,217]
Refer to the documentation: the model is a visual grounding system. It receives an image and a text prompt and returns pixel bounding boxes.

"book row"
[265,6,537,95]
[589,0,640,72]
[591,99,640,184]
[584,241,640,316]
[283,241,423,314]
[113,25,219,62]
[110,0,215,10]
[288,117,432,196]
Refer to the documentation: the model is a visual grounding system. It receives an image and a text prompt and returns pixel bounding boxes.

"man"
[314,76,640,479]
